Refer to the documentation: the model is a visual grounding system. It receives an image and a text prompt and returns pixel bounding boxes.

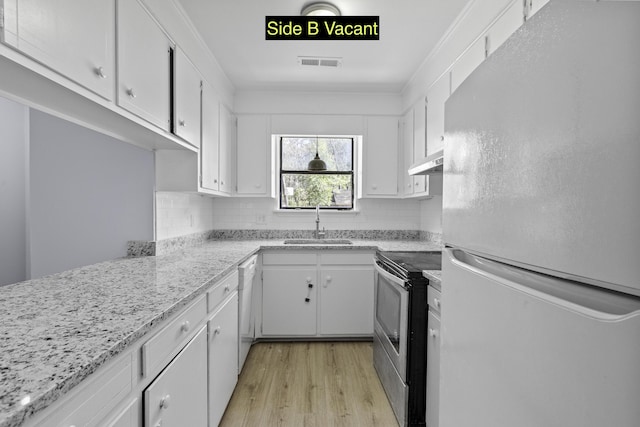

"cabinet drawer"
[207,271,239,313]
[262,252,316,265]
[141,295,207,377]
[320,252,373,265]
[428,286,442,314]
[39,355,132,427]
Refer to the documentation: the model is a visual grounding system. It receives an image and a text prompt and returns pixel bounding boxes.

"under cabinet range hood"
[408,149,444,175]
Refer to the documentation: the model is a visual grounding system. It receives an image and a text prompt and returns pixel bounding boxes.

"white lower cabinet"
[208,293,239,427]
[319,267,374,335]
[262,268,318,336]
[143,326,208,427]
[261,251,374,338]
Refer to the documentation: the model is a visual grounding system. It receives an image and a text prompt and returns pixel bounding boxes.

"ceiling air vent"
[298,56,343,68]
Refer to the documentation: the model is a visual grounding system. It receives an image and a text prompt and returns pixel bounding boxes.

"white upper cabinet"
[450,35,486,95]
[412,99,427,195]
[486,1,525,57]
[2,0,115,100]
[402,109,415,197]
[201,81,221,193]
[218,104,235,195]
[173,47,201,147]
[526,0,550,20]
[362,116,399,197]
[236,115,270,196]
[117,0,172,131]
[426,73,450,157]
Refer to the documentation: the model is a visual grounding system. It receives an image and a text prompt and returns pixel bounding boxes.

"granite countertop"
[423,270,442,287]
[0,238,440,427]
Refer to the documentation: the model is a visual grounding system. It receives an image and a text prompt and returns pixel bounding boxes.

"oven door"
[374,260,409,380]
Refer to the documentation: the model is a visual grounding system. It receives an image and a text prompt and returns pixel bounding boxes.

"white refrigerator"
[440,1,640,427]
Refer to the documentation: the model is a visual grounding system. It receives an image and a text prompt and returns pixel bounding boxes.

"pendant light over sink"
[307,137,327,171]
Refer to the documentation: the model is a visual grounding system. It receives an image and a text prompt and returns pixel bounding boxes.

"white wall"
[235,90,402,116]
[420,196,443,234]
[29,109,154,279]
[155,192,216,240]
[0,97,28,286]
[211,198,421,231]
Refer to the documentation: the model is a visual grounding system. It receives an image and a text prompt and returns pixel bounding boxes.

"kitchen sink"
[283,239,353,245]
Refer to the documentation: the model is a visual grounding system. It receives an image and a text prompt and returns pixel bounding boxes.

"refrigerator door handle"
[446,248,640,321]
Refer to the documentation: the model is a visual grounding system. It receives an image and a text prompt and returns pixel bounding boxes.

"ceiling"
[176,0,470,93]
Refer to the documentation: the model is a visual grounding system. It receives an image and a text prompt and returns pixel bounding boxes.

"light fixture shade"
[308,152,327,171]
[301,2,341,17]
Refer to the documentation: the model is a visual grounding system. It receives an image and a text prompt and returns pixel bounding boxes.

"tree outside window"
[279,136,354,210]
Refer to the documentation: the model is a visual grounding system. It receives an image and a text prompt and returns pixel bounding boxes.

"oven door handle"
[374,261,408,291]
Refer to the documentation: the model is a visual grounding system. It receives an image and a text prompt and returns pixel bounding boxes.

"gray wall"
[0,97,28,286]
[28,109,154,279]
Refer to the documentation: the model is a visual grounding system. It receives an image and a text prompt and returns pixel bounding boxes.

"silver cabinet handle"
[160,394,171,409]
[429,328,439,338]
[126,88,136,98]
[179,119,186,127]
[224,285,230,292]
[95,66,107,79]
[214,326,221,335]
[434,298,441,308]
[180,320,190,333]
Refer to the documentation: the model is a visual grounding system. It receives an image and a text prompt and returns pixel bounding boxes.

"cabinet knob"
[94,66,107,79]
[214,179,218,183]
[255,184,261,189]
[180,320,190,333]
[179,119,186,127]
[159,394,171,409]
[415,182,420,186]
[372,184,377,190]
[220,181,224,185]
[434,298,441,308]
[429,328,439,338]
[440,135,445,142]
[224,285,230,292]
[214,326,221,335]
[407,183,412,188]
[306,277,312,283]
[126,88,136,99]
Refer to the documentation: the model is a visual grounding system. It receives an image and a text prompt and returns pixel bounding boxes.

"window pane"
[281,137,352,171]
[281,173,353,208]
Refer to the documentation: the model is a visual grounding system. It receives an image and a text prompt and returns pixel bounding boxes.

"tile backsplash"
[210,197,422,231]
[156,192,216,240]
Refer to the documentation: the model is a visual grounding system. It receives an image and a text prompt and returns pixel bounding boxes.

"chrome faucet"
[315,205,326,239]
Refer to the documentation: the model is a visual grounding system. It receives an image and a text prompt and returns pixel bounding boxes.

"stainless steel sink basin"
[283,239,353,245]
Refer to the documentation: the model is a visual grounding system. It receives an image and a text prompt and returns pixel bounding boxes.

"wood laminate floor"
[219,341,399,427]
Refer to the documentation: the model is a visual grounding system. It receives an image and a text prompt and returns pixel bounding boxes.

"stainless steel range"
[373,251,441,427]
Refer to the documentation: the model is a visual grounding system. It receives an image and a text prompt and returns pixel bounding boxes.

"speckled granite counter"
[423,270,442,288]
[0,238,439,427]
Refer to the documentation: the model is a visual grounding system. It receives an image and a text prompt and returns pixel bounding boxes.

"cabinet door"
[144,326,208,427]
[426,311,441,427]
[262,269,317,336]
[426,74,450,157]
[2,0,115,100]
[363,116,399,197]
[450,36,486,95]
[173,47,201,147]
[117,0,171,130]
[218,104,234,194]
[200,81,220,192]
[319,267,374,335]
[208,293,239,427]
[236,115,269,196]
[486,1,524,57]
[412,100,427,194]
[402,109,415,196]
[526,0,550,20]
